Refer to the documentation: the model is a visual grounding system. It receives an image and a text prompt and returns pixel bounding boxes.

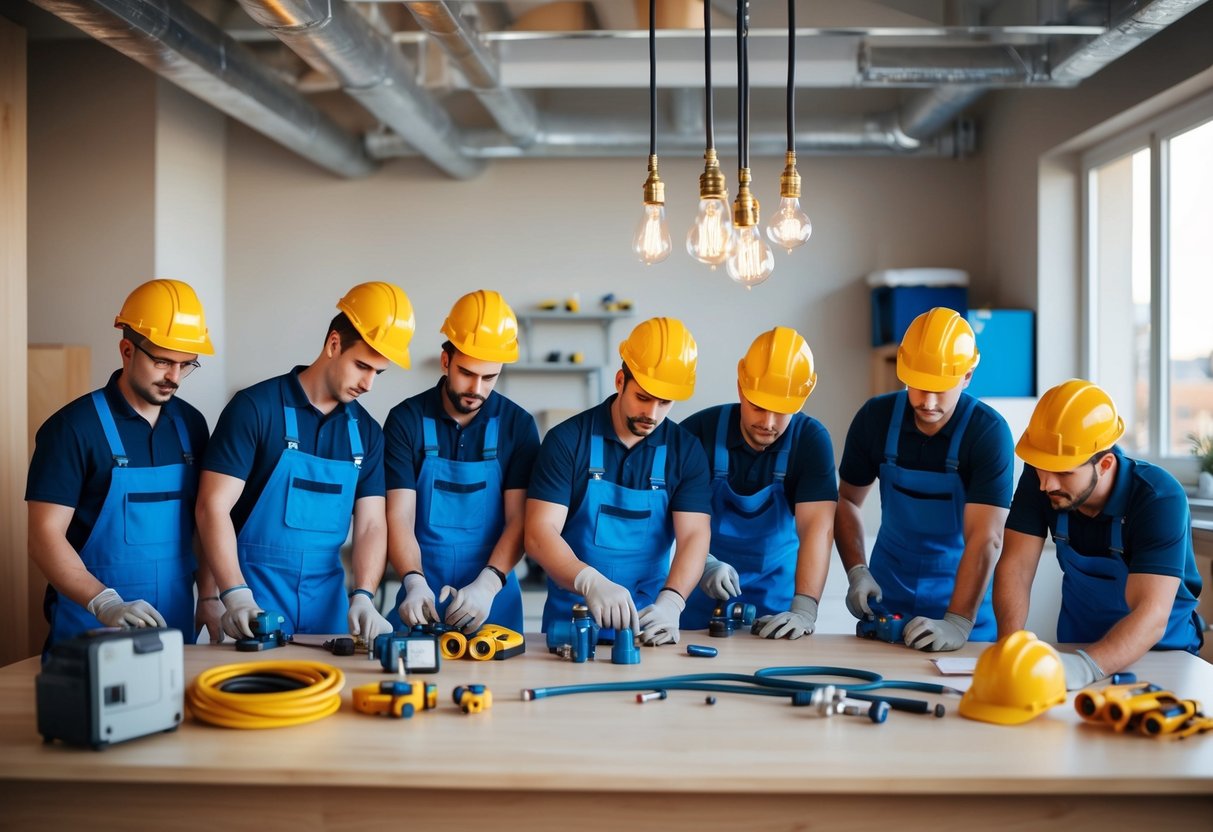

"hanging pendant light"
[632,0,671,265]
[767,0,812,253]
[686,2,734,268]
[726,0,774,289]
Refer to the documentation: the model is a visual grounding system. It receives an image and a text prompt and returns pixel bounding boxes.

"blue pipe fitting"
[686,644,718,658]
[611,628,641,664]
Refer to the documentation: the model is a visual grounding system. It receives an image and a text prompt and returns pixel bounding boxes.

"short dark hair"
[441,340,456,360]
[120,325,142,345]
[620,362,635,389]
[326,312,364,352]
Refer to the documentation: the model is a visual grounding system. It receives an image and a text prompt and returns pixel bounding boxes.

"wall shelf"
[509,310,634,405]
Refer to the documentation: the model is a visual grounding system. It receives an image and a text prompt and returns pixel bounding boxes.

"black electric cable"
[786,0,795,152]
[648,0,656,157]
[736,0,743,169]
[704,0,713,149]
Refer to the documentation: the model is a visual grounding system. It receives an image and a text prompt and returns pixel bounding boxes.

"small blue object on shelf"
[871,285,968,347]
[965,309,1035,398]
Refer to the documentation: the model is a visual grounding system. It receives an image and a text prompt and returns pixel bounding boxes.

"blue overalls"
[1051,510,1202,652]
[237,404,362,636]
[386,416,524,633]
[869,391,995,639]
[541,427,674,633]
[681,406,803,629]
[48,391,198,647]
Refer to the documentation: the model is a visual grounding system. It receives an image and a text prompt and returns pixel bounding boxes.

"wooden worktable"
[1,634,1210,831]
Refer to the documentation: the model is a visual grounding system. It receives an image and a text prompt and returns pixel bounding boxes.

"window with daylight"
[1083,92,1213,464]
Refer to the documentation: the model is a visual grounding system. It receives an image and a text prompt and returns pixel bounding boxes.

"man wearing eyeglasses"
[995,379,1203,690]
[26,279,215,652]
[197,283,414,644]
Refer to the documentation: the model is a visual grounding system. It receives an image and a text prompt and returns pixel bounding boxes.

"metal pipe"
[29,0,374,178]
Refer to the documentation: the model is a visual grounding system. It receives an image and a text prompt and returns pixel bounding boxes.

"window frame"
[1081,89,1213,476]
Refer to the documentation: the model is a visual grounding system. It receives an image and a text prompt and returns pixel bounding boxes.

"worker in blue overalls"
[995,379,1204,689]
[27,279,215,652]
[196,283,413,641]
[836,307,1014,651]
[679,327,838,638]
[526,317,712,646]
[383,290,540,634]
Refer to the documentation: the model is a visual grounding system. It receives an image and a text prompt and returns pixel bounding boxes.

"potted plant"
[1189,433,1213,498]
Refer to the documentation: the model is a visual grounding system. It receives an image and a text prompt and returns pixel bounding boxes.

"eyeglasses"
[132,340,201,378]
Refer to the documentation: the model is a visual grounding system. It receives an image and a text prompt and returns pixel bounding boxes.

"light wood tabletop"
[2,633,1211,831]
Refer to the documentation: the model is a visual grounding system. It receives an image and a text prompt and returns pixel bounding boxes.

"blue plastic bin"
[965,309,1035,398]
[870,286,968,347]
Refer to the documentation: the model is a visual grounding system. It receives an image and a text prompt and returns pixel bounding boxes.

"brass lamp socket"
[642,154,665,205]
[779,151,802,199]
[698,149,728,201]
[732,168,759,227]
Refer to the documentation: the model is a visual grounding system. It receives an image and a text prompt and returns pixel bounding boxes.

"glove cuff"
[791,594,819,616]
[573,565,603,595]
[703,553,722,569]
[483,565,507,588]
[220,587,254,610]
[403,573,430,592]
[943,611,975,638]
[87,587,120,617]
[846,564,871,583]
[658,588,686,611]
[1076,648,1106,680]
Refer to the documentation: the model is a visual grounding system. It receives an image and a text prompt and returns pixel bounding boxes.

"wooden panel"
[0,17,29,668]
[25,344,91,657]
[871,343,899,395]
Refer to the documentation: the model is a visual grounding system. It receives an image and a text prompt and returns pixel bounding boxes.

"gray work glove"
[753,594,819,640]
[638,588,686,646]
[87,587,166,629]
[348,593,393,641]
[698,554,742,601]
[398,573,438,626]
[1060,649,1106,691]
[440,567,503,632]
[195,597,225,644]
[845,564,883,619]
[219,587,263,639]
[904,612,973,652]
[573,566,639,633]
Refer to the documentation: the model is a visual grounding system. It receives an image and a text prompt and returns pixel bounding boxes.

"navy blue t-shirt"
[680,404,838,509]
[202,367,385,534]
[1005,447,1202,602]
[838,392,1013,507]
[383,380,540,492]
[25,370,210,553]
[528,395,712,517]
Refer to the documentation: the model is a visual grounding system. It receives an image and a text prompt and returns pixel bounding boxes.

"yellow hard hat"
[336,282,415,369]
[959,631,1066,726]
[619,317,698,401]
[114,279,214,355]
[737,327,817,414]
[896,307,979,393]
[1016,379,1125,473]
[441,290,519,364]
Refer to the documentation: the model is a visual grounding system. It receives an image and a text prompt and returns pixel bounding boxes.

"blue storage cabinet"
[965,309,1035,398]
[870,285,968,347]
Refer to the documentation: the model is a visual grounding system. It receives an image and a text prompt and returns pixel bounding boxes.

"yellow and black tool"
[353,679,438,719]
[452,684,492,714]
[1075,680,1211,740]
[466,625,525,661]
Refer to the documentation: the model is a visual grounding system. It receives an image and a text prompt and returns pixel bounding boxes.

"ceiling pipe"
[403,1,538,143]
[1050,0,1211,84]
[236,0,483,179]
[28,0,374,178]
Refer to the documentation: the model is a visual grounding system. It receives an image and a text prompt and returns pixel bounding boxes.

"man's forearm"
[834,499,867,571]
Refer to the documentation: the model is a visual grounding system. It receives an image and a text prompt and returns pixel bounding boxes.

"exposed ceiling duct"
[233,0,481,179]
[25,0,374,178]
[22,0,1213,178]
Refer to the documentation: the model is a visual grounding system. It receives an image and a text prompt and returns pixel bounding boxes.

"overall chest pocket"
[888,482,961,536]
[124,491,189,546]
[429,479,487,530]
[715,493,780,540]
[284,477,351,533]
[593,504,653,551]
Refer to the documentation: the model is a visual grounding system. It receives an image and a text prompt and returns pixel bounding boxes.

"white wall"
[224,123,986,455]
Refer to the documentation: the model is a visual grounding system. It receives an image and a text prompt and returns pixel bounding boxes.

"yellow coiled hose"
[187,660,345,729]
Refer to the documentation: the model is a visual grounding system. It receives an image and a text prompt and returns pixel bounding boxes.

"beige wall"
[224,123,985,448]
